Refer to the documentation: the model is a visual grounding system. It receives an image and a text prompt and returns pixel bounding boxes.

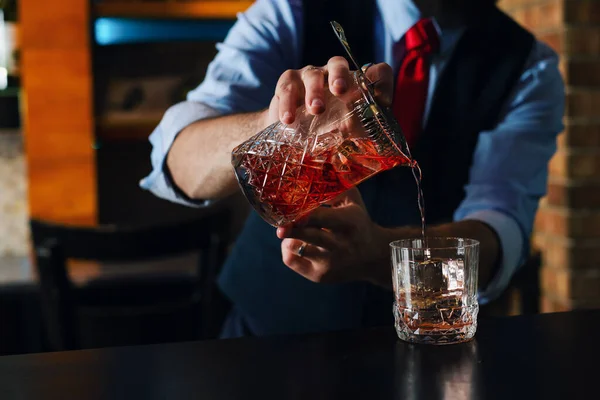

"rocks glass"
[391,237,480,345]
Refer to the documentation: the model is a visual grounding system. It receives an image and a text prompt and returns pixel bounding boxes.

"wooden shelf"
[94,1,254,20]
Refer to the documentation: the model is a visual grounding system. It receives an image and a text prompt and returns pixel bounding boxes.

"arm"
[277,40,565,300]
[142,0,394,204]
[276,190,498,291]
[453,40,565,301]
[167,109,269,200]
[140,0,302,205]
[158,11,394,201]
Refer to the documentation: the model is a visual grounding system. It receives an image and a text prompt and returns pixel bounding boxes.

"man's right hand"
[268,57,395,125]
[166,58,394,202]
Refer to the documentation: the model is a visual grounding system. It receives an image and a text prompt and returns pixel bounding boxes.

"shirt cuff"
[139,101,223,207]
[461,209,525,304]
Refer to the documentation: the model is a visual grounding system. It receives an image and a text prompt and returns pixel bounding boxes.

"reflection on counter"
[394,340,481,400]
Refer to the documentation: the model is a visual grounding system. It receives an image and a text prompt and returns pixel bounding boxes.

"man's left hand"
[277,188,389,285]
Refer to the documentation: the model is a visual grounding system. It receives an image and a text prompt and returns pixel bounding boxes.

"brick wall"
[498,0,600,311]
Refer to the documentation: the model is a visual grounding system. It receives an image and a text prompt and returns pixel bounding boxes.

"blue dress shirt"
[140,0,565,303]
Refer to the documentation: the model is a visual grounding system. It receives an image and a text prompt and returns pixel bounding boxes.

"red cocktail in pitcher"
[231,77,413,226]
[231,22,414,227]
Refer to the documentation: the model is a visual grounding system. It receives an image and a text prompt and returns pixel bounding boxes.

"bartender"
[141,0,564,337]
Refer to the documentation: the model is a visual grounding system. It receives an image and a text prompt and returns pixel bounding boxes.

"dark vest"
[218,0,535,336]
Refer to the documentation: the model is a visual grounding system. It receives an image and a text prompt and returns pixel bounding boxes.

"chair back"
[30,209,231,351]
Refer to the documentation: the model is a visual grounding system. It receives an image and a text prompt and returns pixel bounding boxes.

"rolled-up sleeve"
[139,0,302,206]
[139,102,223,207]
[454,40,565,303]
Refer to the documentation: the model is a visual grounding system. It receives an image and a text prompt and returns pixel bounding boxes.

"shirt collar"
[377,0,420,44]
[377,0,465,55]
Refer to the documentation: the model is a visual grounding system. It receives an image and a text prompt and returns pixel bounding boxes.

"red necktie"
[393,19,440,148]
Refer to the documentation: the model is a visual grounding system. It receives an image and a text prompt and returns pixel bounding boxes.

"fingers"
[278,189,366,234]
[304,189,366,231]
[301,57,351,111]
[275,69,304,124]
[325,187,366,209]
[303,206,356,232]
[273,60,393,125]
[326,56,351,96]
[277,226,339,250]
[365,63,394,107]
[282,238,326,260]
[301,66,326,114]
[281,239,328,277]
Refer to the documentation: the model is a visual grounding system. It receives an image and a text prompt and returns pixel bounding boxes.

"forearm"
[166,109,269,200]
[369,220,500,290]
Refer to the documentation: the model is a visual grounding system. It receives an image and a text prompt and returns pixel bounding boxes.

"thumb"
[365,63,394,107]
[324,187,366,209]
[304,205,358,231]
[307,188,367,231]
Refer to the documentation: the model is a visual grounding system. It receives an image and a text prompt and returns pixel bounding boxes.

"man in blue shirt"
[141,0,564,337]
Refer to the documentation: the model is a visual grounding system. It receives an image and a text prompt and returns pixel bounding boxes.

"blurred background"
[0,0,598,355]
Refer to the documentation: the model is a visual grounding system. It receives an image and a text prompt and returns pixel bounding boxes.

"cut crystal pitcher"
[231,22,414,227]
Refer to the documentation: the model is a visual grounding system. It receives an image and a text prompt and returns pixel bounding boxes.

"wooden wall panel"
[20,0,96,225]
[94,1,254,19]
[26,157,97,225]
[23,50,94,159]
[20,6,90,49]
